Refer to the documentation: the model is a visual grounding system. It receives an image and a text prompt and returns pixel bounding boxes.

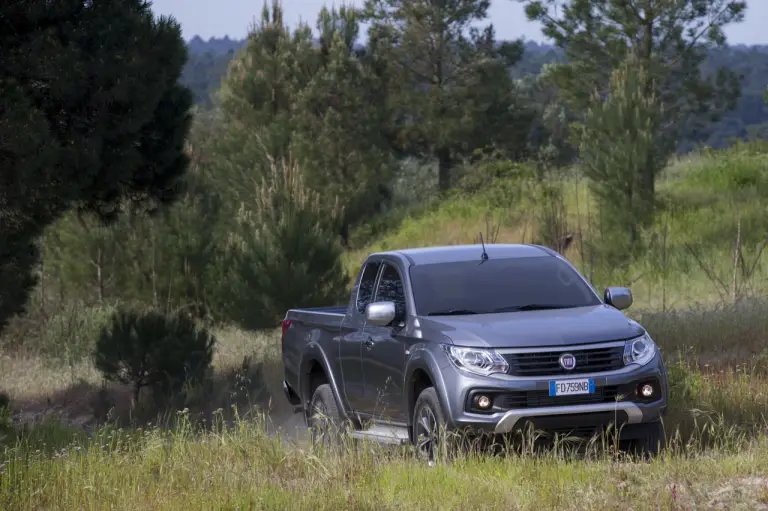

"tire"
[307,384,345,449]
[412,387,449,464]
[627,420,666,458]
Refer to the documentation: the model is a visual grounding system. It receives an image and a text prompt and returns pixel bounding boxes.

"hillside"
[346,141,768,312]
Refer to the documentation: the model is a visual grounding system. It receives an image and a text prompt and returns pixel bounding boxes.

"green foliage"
[574,58,673,268]
[182,36,768,152]
[292,7,396,244]
[42,170,225,318]
[214,3,397,244]
[0,0,193,333]
[93,308,216,403]
[42,111,228,319]
[684,140,768,195]
[217,1,314,164]
[361,0,533,190]
[523,0,745,175]
[517,65,578,169]
[219,156,349,330]
[182,43,244,106]
[32,302,117,365]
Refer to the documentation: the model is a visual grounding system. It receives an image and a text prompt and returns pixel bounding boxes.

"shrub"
[216,155,349,329]
[93,308,216,405]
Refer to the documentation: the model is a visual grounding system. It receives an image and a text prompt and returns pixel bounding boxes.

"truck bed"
[285,305,347,327]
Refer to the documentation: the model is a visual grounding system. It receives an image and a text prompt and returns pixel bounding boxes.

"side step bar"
[348,424,410,446]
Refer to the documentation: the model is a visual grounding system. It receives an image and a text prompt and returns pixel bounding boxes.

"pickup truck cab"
[281,244,668,460]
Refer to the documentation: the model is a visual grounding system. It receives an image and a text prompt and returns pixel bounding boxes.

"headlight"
[623,333,657,367]
[442,345,509,376]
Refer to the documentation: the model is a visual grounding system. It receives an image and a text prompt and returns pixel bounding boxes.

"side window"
[356,262,381,315]
[374,263,406,321]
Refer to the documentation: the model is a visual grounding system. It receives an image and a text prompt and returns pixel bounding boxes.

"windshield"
[408,256,601,316]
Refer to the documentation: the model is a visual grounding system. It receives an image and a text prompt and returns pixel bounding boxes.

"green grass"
[2,414,768,510]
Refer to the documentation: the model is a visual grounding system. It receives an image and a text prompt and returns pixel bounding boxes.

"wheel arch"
[404,351,452,438]
[298,345,351,423]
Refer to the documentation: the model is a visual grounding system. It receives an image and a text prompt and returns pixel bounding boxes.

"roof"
[373,244,553,266]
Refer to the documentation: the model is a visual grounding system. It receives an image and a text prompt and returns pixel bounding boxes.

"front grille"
[504,345,625,376]
[494,385,622,409]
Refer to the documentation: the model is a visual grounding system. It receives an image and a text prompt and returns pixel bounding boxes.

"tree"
[291,7,396,246]
[518,64,578,171]
[217,1,315,166]
[43,110,228,319]
[0,0,193,332]
[362,0,532,191]
[219,154,349,330]
[521,0,746,196]
[573,56,672,266]
[94,308,216,405]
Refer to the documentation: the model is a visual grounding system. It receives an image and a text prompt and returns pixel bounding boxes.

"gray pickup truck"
[281,244,668,459]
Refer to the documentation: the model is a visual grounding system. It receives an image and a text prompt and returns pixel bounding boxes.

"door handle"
[364,337,374,349]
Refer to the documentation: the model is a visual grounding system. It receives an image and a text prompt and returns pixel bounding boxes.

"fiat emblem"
[559,353,576,370]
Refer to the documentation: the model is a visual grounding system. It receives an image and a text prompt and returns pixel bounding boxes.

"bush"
[93,308,216,405]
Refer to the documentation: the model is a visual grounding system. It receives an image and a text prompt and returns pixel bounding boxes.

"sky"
[150,0,767,46]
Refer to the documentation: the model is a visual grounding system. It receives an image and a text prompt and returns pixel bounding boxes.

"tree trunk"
[133,383,141,408]
[437,148,451,191]
[96,247,104,303]
[641,7,656,203]
[339,221,350,248]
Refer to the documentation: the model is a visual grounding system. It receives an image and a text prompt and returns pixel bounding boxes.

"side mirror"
[366,301,396,326]
[604,287,633,311]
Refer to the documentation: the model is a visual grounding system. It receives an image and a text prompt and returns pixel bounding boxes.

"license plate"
[549,378,595,397]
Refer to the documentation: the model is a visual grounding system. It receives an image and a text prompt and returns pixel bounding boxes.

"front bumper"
[440,352,668,436]
[493,401,642,434]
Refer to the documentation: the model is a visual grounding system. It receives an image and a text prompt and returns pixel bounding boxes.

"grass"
[4,142,768,508]
[3,414,768,509]
[2,297,768,509]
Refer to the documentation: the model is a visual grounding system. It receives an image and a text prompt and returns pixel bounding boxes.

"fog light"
[475,395,492,409]
[640,384,654,398]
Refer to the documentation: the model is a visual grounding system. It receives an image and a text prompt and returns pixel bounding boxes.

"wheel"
[626,420,666,458]
[307,384,344,449]
[412,387,449,464]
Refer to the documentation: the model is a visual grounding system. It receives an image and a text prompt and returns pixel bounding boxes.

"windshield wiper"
[426,309,482,316]
[491,304,578,313]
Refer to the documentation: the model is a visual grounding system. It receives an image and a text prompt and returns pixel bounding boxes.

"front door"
[361,262,408,422]
[339,260,381,412]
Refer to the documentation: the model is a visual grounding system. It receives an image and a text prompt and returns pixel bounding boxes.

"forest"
[182,35,768,150]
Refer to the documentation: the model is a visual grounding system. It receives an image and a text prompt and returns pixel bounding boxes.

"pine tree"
[573,56,672,266]
[220,154,348,330]
[217,0,314,166]
[361,0,531,190]
[291,7,396,246]
[521,0,746,197]
[0,0,193,332]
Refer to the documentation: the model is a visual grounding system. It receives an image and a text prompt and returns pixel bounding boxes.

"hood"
[416,304,644,349]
